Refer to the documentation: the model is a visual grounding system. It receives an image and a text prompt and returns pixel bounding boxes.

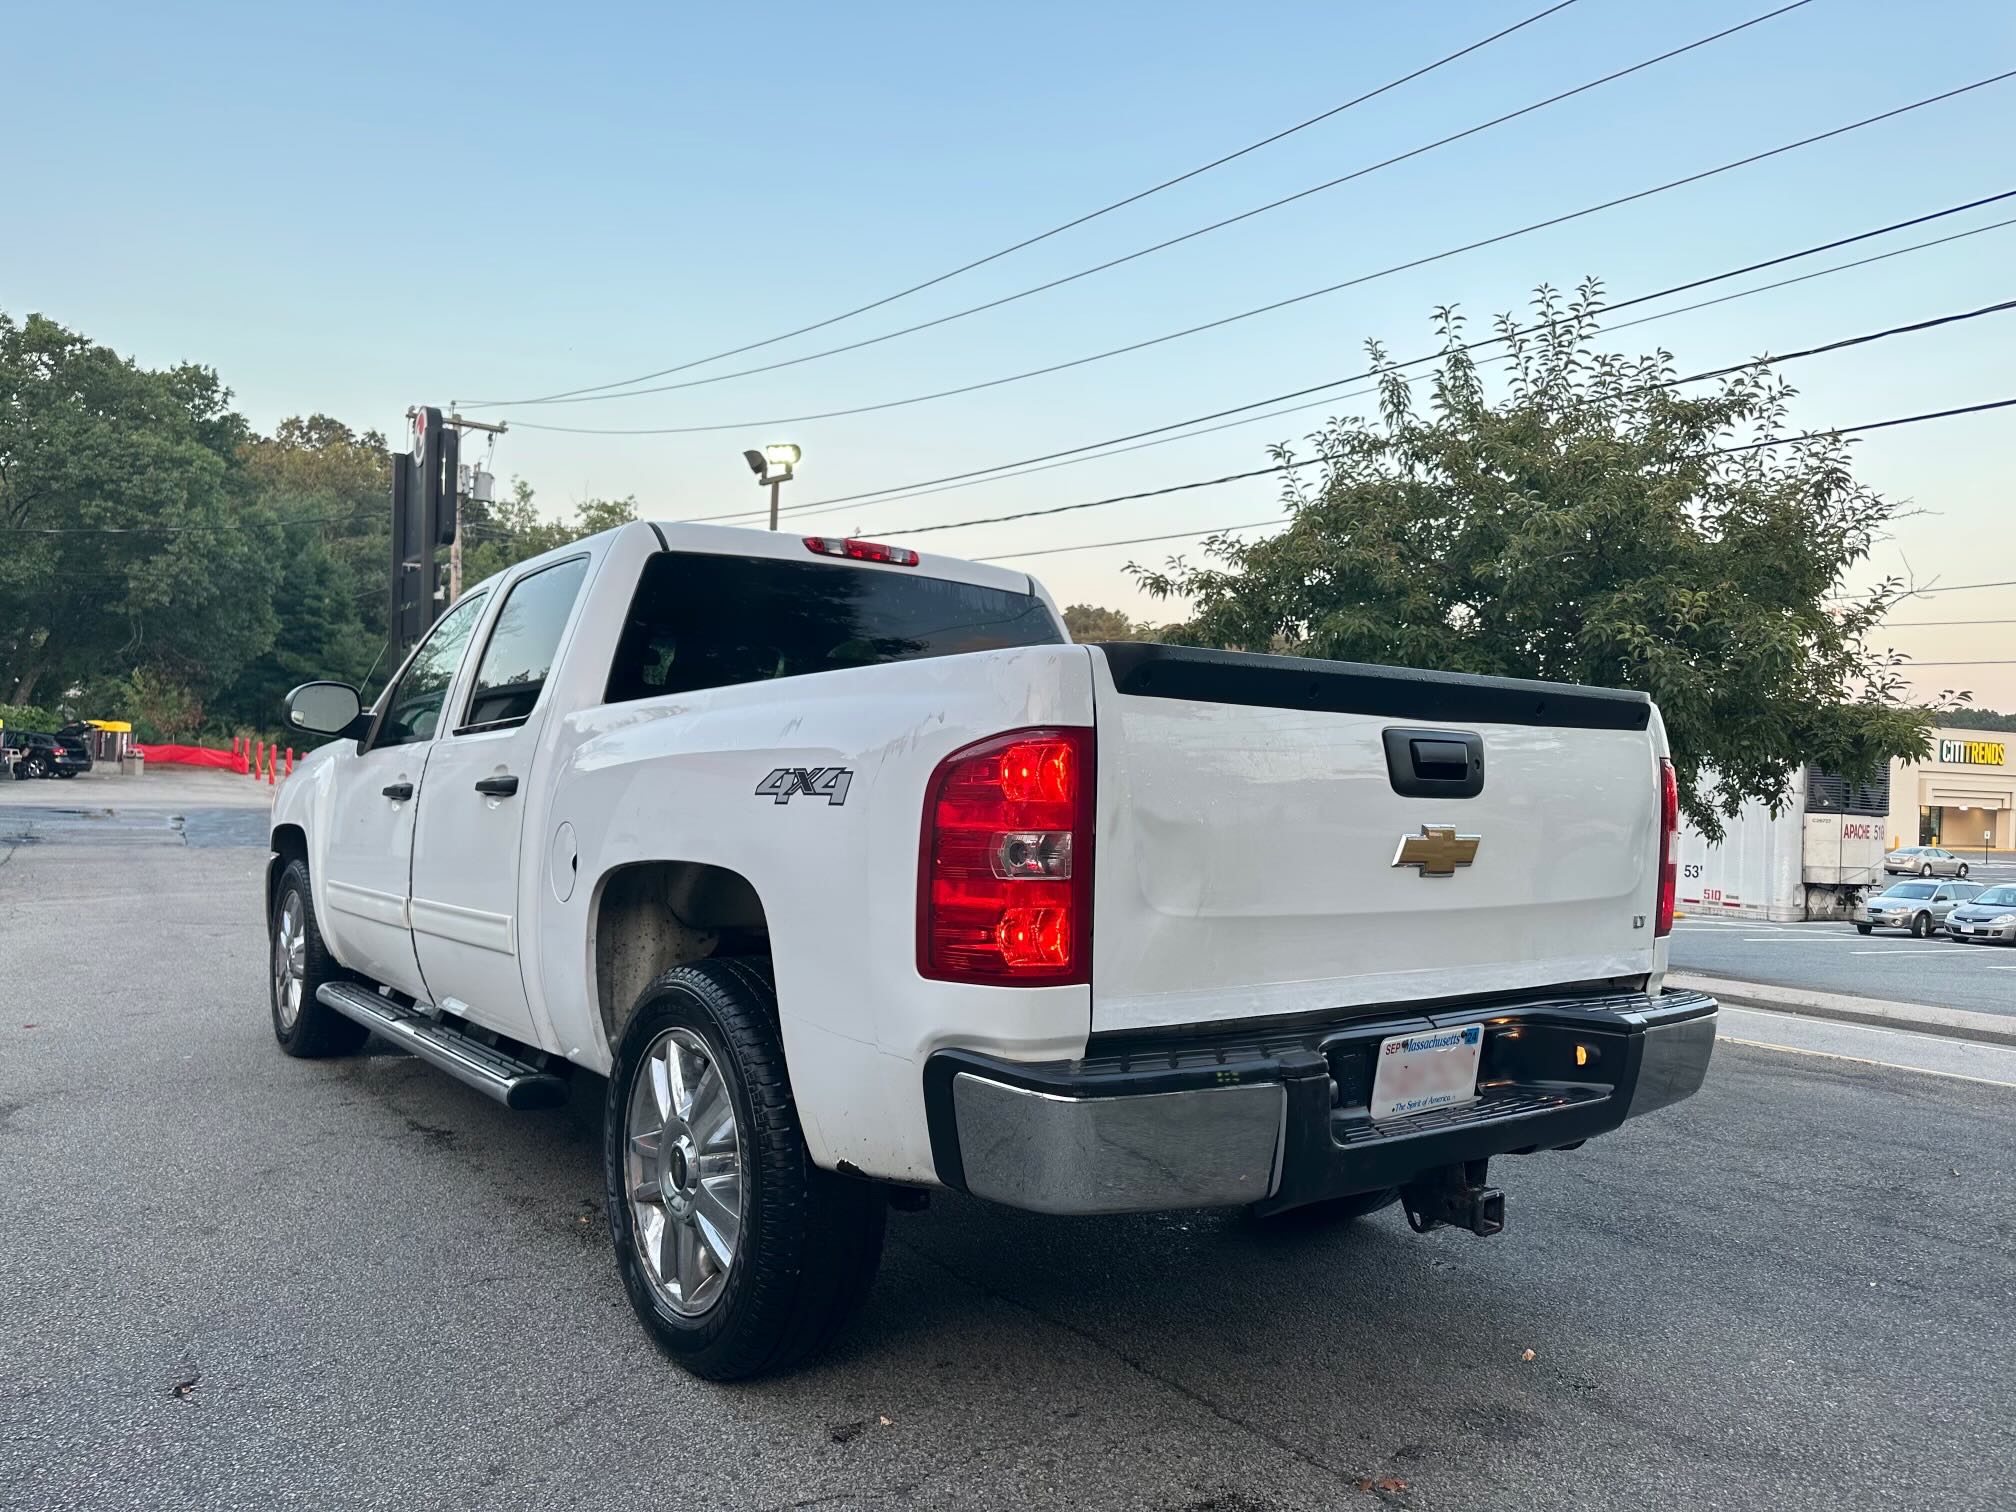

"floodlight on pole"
[744,442,802,529]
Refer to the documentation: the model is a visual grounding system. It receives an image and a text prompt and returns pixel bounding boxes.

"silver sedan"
[1853,880,1981,937]
[1945,883,2016,944]
[1883,846,1972,879]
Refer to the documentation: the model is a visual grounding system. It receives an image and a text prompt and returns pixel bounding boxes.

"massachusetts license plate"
[1371,1023,1484,1121]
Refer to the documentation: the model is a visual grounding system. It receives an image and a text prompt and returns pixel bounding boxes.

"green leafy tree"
[462,484,638,584]
[1061,603,1153,641]
[1935,706,2016,733]
[0,310,279,713]
[1132,286,1947,839]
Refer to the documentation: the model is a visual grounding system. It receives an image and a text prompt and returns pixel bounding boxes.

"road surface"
[3,803,2012,1511]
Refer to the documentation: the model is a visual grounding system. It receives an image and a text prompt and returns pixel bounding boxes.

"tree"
[461,484,638,584]
[1935,706,2016,733]
[1131,286,1946,838]
[1061,603,1154,642]
[0,310,279,711]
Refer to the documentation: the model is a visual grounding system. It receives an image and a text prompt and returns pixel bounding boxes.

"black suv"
[2,730,89,778]
[53,723,97,776]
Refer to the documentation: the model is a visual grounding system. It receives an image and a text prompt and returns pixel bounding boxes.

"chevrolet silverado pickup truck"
[270,520,1716,1379]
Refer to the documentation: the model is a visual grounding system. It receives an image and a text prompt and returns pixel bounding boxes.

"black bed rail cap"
[1092,642,1651,732]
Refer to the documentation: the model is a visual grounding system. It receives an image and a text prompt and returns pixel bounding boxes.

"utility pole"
[409,409,507,601]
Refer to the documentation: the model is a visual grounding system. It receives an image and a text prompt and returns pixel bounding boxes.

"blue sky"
[6,0,2013,702]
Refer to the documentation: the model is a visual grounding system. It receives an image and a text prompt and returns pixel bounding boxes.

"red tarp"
[134,744,250,772]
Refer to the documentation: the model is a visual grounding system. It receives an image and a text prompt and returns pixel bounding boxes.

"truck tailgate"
[1089,645,1663,1033]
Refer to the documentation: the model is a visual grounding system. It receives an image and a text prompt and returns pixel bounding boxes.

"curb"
[1668,971,2016,1049]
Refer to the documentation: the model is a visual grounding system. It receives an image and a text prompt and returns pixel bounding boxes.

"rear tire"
[268,859,369,1058]
[606,958,885,1381]
[1921,863,1934,877]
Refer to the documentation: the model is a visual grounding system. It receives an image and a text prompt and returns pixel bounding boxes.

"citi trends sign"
[1937,738,2008,767]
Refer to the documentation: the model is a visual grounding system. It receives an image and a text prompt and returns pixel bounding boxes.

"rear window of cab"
[604,551,1063,704]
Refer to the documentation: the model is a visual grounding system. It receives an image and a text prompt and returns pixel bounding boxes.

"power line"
[983,405,2016,564]
[1901,578,2016,595]
[953,398,2016,551]
[981,518,1285,562]
[820,214,2016,524]
[1889,661,2016,667]
[1710,398,2016,454]
[687,191,2016,526]
[506,72,2016,438]
[463,1,1584,408]
[478,2,1812,409]
[884,316,2016,538]
[1887,618,2016,627]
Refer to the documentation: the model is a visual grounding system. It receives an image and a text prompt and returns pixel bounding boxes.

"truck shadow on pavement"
[314,1032,2016,1509]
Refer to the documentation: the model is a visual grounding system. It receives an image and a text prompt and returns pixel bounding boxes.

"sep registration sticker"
[1370,1024,1484,1122]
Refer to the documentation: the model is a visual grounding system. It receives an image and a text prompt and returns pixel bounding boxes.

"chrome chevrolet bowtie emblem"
[1393,824,1480,877]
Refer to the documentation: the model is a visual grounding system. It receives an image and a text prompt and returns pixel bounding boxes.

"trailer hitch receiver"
[1401,1159,1505,1237]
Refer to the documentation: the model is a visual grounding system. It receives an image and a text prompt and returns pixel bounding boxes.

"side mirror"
[284,681,367,737]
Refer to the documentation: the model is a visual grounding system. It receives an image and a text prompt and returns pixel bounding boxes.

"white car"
[269,521,1716,1378]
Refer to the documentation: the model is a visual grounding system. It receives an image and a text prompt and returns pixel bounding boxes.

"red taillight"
[803,535,920,566]
[1656,757,1678,937]
[919,727,1093,985]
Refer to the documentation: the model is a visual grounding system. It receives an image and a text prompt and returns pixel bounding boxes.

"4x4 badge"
[755,767,853,805]
[1393,824,1480,876]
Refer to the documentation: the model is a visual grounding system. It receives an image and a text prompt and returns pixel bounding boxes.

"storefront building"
[1886,729,2014,854]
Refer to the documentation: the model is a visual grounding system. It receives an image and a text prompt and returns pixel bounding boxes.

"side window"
[1934,886,1953,902]
[371,592,488,750]
[459,556,590,733]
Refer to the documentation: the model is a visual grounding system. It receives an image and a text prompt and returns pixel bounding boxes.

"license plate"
[1371,1023,1484,1122]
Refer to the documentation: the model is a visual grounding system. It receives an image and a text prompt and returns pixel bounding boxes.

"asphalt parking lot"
[3,795,2013,1511]
[1669,914,2016,1017]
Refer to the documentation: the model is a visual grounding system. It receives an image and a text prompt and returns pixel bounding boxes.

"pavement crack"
[890,1234,1364,1491]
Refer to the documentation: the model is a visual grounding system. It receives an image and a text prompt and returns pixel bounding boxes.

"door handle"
[474,774,519,798]
[382,782,414,801]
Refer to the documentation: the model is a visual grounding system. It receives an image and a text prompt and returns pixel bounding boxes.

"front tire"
[1911,911,1932,938]
[268,859,369,1058]
[1957,864,1969,879]
[1856,923,1873,936]
[606,959,884,1381]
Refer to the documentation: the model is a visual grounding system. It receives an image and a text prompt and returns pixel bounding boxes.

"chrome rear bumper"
[926,989,1717,1217]
[950,1075,1285,1214]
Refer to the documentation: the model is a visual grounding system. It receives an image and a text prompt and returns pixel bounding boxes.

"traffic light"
[413,406,459,546]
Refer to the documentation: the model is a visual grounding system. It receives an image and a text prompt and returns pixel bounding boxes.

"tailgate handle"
[1383,728,1485,799]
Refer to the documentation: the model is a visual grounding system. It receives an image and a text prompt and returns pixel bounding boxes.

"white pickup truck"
[271,521,1716,1379]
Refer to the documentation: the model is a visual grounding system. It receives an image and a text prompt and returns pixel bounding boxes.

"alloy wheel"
[625,1026,744,1317]
[273,891,306,1029]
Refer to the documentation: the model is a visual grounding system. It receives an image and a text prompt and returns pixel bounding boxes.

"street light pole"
[769,477,782,531]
